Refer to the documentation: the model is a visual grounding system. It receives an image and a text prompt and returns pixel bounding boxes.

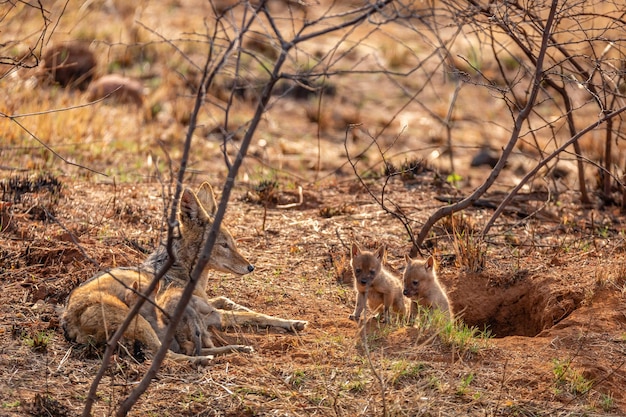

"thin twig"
[3,117,106,176]
[415,0,561,248]
[482,104,626,235]
[344,127,419,255]
[358,288,387,416]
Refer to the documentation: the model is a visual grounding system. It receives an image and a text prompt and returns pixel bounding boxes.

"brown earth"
[2,1,626,415]
[1,175,625,416]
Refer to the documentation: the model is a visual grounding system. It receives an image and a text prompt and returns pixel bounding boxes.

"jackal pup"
[349,243,406,323]
[123,279,204,355]
[62,269,214,365]
[402,255,452,320]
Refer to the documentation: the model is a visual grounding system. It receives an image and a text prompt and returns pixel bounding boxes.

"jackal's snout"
[221,255,255,275]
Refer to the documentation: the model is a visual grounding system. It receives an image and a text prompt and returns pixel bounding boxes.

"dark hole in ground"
[448,272,585,338]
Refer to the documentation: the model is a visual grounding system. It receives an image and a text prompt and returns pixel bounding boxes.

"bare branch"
[415,0,560,248]
[2,115,106,177]
[483,104,626,235]
[344,126,420,255]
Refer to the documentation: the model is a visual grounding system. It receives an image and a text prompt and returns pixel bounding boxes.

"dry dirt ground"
[1,174,626,416]
[2,1,626,416]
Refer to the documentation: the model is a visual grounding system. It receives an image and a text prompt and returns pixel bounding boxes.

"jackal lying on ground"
[348,243,407,324]
[402,255,452,320]
[61,269,215,365]
[147,182,308,334]
[62,181,307,364]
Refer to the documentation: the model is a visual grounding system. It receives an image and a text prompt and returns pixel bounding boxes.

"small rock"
[471,146,500,168]
[87,74,144,106]
[42,42,97,90]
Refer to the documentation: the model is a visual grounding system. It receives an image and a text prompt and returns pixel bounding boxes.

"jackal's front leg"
[208,296,253,312]
[219,309,307,332]
[381,292,396,323]
[349,292,366,322]
[208,296,307,331]
[201,345,255,356]
[409,299,419,322]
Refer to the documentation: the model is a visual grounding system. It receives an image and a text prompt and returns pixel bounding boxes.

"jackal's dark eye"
[370,269,376,274]
[412,280,419,286]
[355,268,362,274]
[220,242,228,248]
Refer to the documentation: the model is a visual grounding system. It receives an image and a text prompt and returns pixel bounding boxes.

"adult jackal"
[62,182,307,363]
[61,269,214,364]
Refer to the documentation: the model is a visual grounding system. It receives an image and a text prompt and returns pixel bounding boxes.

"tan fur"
[402,255,452,320]
[150,182,307,334]
[348,243,407,323]
[62,181,307,364]
[61,269,214,365]
[156,286,254,356]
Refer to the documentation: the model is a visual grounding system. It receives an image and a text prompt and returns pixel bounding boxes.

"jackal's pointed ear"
[425,255,434,270]
[196,182,217,216]
[180,188,208,224]
[374,245,386,261]
[351,242,361,259]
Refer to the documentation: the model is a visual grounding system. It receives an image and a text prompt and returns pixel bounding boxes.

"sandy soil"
[1,176,625,416]
[2,0,626,415]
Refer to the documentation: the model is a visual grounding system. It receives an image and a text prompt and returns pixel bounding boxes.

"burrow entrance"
[448,271,586,338]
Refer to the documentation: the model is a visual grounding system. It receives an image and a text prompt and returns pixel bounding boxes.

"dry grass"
[2,0,626,415]
[1,176,625,416]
